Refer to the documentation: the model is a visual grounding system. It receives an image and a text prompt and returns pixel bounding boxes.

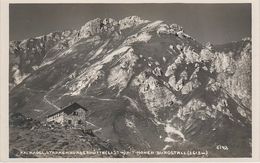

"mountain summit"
[9,16,251,157]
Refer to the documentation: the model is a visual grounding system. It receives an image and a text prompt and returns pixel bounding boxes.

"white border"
[1,0,260,162]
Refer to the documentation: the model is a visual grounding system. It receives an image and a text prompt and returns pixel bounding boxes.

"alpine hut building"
[46,102,88,126]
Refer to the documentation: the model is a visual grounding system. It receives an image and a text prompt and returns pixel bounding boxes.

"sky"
[9,3,251,44]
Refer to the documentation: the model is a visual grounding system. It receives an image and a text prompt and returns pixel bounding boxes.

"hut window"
[68,120,72,124]
[78,120,82,124]
[73,111,78,116]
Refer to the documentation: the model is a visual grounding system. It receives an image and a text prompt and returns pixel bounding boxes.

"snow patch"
[69,65,104,96]
[164,123,185,141]
[164,137,176,143]
[34,109,43,112]
[40,48,73,68]
[107,48,138,94]
[102,46,131,64]
[89,40,110,61]
[123,32,152,45]
[141,20,163,32]
[163,145,171,151]
[163,57,167,62]
[125,118,136,129]
[11,66,29,85]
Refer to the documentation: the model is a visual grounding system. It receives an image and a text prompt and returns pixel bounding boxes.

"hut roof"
[47,102,87,118]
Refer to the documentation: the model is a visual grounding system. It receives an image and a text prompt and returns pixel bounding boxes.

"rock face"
[214,40,252,109]
[9,16,251,157]
[9,30,77,89]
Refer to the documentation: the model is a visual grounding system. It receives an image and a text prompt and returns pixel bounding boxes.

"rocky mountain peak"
[79,18,120,38]
[78,16,151,39]
[119,16,150,30]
